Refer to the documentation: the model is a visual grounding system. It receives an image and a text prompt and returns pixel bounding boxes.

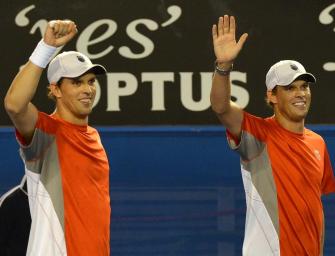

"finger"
[52,20,61,35]
[69,22,78,34]
[218,16,223,36]
[223,15,229,34]
[212,24,218,40]
[237,33,248,49]
[49,20,56,28]
[57,20,73,38]
[56,24,78,44]
[59,22,69,37]
[229,16,236,37]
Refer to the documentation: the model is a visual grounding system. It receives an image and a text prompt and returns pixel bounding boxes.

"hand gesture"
[212,15,248,65]
[43,20,78,47]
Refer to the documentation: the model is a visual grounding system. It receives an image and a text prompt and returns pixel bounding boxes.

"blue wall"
[1,126,335,255]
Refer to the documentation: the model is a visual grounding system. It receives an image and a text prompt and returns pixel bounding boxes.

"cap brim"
[86,64,107,75]
[62,65,107,80]
[292,72,316,84]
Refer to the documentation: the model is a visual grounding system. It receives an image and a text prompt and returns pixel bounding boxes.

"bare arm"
[210,15,248,138]
[4,20,77,143]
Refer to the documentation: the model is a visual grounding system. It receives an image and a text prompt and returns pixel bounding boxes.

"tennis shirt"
[17,112,110,256]
[227,112,335,256]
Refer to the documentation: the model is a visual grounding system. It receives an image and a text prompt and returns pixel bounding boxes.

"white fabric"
[47,51,106,83]
[29,40,57,68]
[25,168,67,256]
[265,60,316,90]
[241,166,280,256]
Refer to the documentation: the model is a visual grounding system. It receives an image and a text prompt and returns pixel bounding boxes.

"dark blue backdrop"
[1,126,335,255]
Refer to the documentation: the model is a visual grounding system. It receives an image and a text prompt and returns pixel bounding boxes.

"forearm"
[210,63,233,114]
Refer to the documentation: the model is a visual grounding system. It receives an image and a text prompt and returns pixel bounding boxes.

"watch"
[214,61,233,76]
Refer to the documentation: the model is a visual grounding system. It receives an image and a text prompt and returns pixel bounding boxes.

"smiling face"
[50,72,97,124]
[268,79,312,123]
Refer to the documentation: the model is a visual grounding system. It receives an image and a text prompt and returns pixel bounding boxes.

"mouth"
[292,101,307,109]
[79,98,92,105]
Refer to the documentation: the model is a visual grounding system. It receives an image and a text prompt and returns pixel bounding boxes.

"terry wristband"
[29,39,57,68]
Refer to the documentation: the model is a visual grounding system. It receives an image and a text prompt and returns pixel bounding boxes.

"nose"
[82,82,93,94]
[295,87,307,97]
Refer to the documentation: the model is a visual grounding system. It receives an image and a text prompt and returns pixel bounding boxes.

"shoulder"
[36,111,61,130]
[242,112,273,131]
[305,128,325,143]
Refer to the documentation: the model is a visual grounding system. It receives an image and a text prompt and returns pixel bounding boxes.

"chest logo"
[314,149,321,160]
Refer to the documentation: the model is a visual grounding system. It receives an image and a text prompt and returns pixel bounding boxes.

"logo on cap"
[290,64,298,71]
[77,55,85,62]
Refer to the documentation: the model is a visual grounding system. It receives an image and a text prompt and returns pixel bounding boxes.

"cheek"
[91,87,97,97]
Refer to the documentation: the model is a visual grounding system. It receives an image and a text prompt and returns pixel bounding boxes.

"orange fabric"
[242,112,335,256]
[36,112,110,256]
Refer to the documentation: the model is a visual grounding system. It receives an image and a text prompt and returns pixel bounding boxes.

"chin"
[291,113,308,122]
[77,110,92,118]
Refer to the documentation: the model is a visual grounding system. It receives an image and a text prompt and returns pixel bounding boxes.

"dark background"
[1,0,334,125]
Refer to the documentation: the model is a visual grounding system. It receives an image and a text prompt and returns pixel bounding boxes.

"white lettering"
[76,19,117,59]
[106,73,138,111]
[161,6,182,27]
[15,5,35,27]
[119,19,158,59]
[230,71,249,108]
[142,73,174,111]
[180,72,212,111]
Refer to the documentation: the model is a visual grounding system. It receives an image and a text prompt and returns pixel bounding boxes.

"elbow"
[211,104,228,115]
[210,98,229,115]
[4,95,22,116]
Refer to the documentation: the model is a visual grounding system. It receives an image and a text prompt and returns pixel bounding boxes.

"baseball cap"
[47,51,106,84]
[265,60,316,91]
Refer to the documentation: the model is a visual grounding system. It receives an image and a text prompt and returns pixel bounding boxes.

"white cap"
[47,51,106,84]
[265,60,316,91]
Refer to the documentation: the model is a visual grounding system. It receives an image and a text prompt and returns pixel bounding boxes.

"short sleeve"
[321,146,335,195]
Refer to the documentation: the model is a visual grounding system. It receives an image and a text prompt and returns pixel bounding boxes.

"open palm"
[212,15,248,63]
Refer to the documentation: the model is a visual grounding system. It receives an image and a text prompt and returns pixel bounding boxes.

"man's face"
[57,72,97,119]
[272,80,312,122]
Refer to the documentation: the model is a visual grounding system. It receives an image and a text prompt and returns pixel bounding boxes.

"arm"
[210,15,248,138]
[4,20,77,143]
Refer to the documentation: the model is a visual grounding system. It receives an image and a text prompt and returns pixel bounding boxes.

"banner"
[0,0,334,125]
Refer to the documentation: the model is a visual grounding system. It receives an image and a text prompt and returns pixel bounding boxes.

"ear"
[266,90,278,105]
[49,83,62,99]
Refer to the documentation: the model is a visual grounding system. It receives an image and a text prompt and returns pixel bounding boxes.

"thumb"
[54,25,78,47]
[237,33,248,49]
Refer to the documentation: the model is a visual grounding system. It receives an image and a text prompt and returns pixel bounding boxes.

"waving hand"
[212,15,248,64]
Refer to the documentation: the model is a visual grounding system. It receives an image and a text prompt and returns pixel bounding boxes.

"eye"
[88,78,96,86]
[302,83,310,90]
[71,79,82,86]
[284,85,294,91]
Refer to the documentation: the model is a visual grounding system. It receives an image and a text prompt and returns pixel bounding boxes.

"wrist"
[214,60,233,76]
[215,60,233,70]
[29,39,58,68]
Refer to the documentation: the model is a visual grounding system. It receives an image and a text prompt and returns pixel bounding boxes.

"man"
[210,15,335,255]
[0,175,31,256]
[4,20,110,255]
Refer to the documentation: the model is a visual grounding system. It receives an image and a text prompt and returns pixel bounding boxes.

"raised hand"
[44,20,78,47]
[212,15,248,65]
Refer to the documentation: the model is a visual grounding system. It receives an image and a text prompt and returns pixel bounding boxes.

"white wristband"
[29,39,57,68]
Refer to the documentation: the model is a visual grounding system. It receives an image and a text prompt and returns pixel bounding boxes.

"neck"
[53,108,88,126]
[274,113,305,134]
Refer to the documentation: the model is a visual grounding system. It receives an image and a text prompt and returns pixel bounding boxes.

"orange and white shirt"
[227,112,335,256]
[17,112,110,256]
